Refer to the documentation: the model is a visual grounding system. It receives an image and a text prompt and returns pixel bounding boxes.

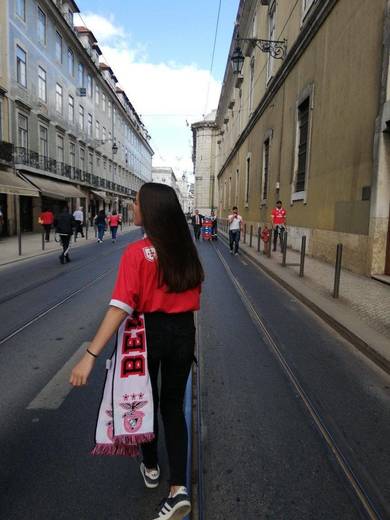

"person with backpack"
[70,183,204,520]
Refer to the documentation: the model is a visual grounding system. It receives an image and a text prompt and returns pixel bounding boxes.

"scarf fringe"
[91,433,155,457]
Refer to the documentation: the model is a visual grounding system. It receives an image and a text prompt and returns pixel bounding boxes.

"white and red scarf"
[92,312,154,456]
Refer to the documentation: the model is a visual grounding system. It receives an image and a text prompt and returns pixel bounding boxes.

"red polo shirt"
[110,238,201,314]
[271,207,286,225]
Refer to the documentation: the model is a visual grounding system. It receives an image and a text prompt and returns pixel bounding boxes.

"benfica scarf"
[92,312,154,456]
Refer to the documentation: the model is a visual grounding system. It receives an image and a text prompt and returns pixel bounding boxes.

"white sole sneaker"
[140,462,160,489]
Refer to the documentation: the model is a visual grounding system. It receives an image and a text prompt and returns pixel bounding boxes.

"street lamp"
[231,35,287,75]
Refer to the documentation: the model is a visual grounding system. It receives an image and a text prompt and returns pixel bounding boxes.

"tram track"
[211,242,387,520]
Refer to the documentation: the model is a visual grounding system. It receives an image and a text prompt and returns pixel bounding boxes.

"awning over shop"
[0,169,40,197]
[91,190,110,202]
[21,173,85,200]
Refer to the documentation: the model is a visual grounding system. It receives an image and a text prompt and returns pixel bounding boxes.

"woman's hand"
[70,354,96,386]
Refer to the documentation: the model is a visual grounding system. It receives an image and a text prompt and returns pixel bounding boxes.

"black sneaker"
[65,256,71,263]
[140,462,160,489]
[152,488,191,520]
[59,255,65,264]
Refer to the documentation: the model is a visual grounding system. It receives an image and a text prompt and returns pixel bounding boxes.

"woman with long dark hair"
[70,183,204,520]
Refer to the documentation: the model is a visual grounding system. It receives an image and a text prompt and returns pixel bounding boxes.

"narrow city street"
[0,230,389,519]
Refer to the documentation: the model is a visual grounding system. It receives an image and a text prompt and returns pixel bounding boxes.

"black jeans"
[59,234,71,258]
[142,312,195,486]
[193,224,201,240]
[75,220,84,238]
[43,224,51,241]
[229,229,240,253]
[273,225,285,251]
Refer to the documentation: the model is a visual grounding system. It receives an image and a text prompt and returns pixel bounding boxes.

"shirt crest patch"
[143,246,157,262]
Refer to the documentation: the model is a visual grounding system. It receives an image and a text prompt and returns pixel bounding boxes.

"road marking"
[27,342,90,410]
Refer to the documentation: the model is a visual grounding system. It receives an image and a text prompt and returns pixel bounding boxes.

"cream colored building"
[191,110,219,215]
[215,0,390,276]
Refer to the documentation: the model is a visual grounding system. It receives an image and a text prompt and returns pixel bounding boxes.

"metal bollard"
[299,236,306,277]
[42,230,45,251]
[282,231,288,266]
[333,243,343,298]
[257,227,261,252]
[249,225,253,247]
[86,222,89,240]
[243,224,247,244]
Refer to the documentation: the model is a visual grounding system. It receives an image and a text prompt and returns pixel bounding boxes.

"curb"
[219,232,390,376]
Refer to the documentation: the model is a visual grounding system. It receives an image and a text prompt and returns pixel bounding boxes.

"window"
[68,95,74,123]
[88,152,93,173]
[108,100,112,119]
[38,66,47,102]
[245,155,251,206]
[294,97,310,194]
[37,7,46,45]
[87,74,92,97]
[79,105,84,131]
[95,85,99,105]
[261,138,270,202]
[67,48,74,76]
[95,120,100,139]
[78,63,84,87]
[103,157,107,170]
[55,32,62,63]
[69,142,76,168]
[96,154,101,167]
[102,93,106,112]
[267,3,276,82]
[87,113,92,136]
[39,125,48,156]
[16,0,26,20]
[18,113,28,148]
[80,147,85,171]
[108,130,112,142]
[113,107,116,124]
[102,126,106,141]
[16,46,27,87]
[56,83,63,114]
[56,134,64,163]
[249,57,255,114]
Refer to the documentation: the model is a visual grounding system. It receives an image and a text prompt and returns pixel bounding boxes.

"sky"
[75,0,239,179]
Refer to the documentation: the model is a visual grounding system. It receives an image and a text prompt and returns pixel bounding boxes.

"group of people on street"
[95,210,121,243]
[190,209,217,241]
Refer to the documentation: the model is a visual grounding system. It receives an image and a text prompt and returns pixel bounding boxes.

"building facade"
[215,0,390,276]
[191,110,219,215]
[0,0,153,236]
[151,166,188,210]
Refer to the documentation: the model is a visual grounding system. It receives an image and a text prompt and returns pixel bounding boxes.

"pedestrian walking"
[70,182,204,520]
[38,208,54,242]
[107,210,120,243]
[210,210,218,240]
[228,206,244,255]
[271,200,287,251]
[95,210,107,243]
[191,209,203,241]
[73,207,85,238]
[54,207,75,264]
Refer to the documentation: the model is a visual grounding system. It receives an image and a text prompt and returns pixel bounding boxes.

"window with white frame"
[87,113,92,136]
[78,63,84,87]
[16,46,27,87]
[102,93,106,112]
[39,125,48,156]
[79,105,84,131]
[38,66,47,102]
[37,7,46,45]
[16,0,26,21]
[95,85,99,106]
[261,138,270,202]
[55,83,63,114]
[294,96,311,195]
[88,152,93,173]
[68,95,74,123]
[56,134,64,163]
[55,32,62,63]
[67,48,74,76]
[266,3,276,82]
[245,155,251,206]
[80,147,85,171]
[95,120,100,139]
[102,126,106,141]
[87,74,92,97]
[18,113,28,148]
[69,141,76,168]
[108,100,112,118]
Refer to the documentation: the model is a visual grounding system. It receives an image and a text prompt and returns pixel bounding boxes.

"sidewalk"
[0,224,137,266]
[219,231,390,374]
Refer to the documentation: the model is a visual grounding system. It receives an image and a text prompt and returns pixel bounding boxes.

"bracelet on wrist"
[86,348,98,359]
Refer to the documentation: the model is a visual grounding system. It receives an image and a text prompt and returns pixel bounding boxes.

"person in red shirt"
[271,200,287,252]
[70,183,204,520]
[107,210,120,243]
[38,208,54,242]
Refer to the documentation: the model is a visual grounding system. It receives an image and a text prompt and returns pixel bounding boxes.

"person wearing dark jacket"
[94,209,107,243]
[54,206,75,264]
[191,210,203,241]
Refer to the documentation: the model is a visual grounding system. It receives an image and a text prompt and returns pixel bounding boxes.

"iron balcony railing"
[12,146,132,196]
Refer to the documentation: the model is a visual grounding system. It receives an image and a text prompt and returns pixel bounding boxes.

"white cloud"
[76,13,221,177]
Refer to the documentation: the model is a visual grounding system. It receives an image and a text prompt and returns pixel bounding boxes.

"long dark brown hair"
[139,182,204,292]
